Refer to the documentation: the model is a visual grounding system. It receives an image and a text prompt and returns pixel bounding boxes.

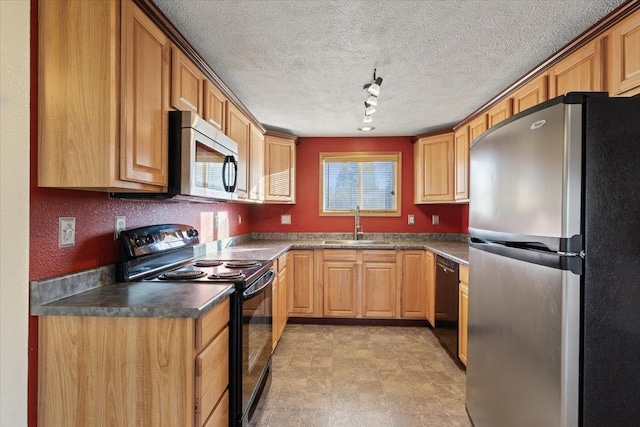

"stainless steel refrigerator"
[466,93,640,427]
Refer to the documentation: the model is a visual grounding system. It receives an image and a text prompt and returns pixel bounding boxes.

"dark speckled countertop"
[31,235,468,318]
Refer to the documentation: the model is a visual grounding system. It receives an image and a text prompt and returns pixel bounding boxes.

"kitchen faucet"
[354,205,362,240]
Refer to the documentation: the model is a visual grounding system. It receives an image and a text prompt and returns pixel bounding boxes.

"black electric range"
[117,224,274,427]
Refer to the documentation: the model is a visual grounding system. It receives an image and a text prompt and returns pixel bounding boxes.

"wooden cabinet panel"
[487,98,513,128]
[400,250,427,318]
[323,261,358,317]
[196,298,229,351]
[195,328,229,427]
[264,134,297,203]
[249,125,265,201]
[454,126,469,202]
[226,103,251,199]
[608,11,640,96]
[203,80,227,131]
[289,250,316,316]
[171,47,203,114]
[273,253,289,350]
[550,39,604,97]
[121,0,170,187]
[512,74,549,114]
[39,316,195,427]
[414,132,455,203]
[458,281,469,366]
[203,391,229,427]
[362,262,396,318]
[425,251,436,327]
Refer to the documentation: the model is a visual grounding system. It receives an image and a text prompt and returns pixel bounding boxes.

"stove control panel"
[118,224,199,259]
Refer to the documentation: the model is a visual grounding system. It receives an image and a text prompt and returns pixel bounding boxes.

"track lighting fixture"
[358,68,383,131]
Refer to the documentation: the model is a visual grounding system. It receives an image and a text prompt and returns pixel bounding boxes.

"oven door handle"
[242,269,275,300]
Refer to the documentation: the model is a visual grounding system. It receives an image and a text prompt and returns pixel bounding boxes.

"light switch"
[432,214,440,225]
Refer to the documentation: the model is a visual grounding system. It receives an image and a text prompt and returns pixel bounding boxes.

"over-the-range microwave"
[111,111,238,203]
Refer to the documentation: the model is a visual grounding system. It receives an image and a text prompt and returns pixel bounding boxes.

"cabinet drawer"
[323,249,357,262]
[459,265,469,285]
[203,390,229,427]
[362,250,396,263]
[196,327,229,427]
[278,253,287,272]
[196,298,229,351]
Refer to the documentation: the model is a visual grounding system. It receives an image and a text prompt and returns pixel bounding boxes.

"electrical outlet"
[281,214,291,225]
[432,214,440,225]
[408,214,415,225]
[238,215,242,224]
[114,216,126,240]
[59,217,76,247]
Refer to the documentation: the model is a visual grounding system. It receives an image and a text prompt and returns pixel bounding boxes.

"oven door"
[240,269,274,422]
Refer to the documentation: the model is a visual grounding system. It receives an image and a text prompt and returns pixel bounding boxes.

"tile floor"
[254,324,472,427]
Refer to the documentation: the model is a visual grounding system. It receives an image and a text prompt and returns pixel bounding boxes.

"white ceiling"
[152,0,625,137]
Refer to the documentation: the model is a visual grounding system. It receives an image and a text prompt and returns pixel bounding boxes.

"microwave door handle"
[222,156,237,192]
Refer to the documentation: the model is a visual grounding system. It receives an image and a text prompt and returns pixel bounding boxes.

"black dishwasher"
[433,255,459,360]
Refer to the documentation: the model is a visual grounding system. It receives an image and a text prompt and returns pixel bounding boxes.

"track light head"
[365,95,378,106]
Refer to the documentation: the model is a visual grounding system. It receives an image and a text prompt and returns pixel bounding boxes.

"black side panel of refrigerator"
[583,96,640,426]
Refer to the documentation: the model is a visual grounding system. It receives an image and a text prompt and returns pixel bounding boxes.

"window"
[319,152,402,216]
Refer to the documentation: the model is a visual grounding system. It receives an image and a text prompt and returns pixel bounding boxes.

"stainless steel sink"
[322,240,391,245]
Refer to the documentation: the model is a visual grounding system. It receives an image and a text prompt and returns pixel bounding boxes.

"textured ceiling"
[152,0,625,137]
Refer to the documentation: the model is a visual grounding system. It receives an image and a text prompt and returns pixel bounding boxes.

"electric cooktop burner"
[193,260,224,267]
[158,270,207,280]
[209,271,246,280]
[225,260,261,268]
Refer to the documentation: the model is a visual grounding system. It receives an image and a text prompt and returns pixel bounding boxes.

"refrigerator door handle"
[469,237,583,274]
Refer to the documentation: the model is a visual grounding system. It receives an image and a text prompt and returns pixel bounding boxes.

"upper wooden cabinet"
[512,74,549,114]
[39,0,169,191]
[550,38,604,97]
[487,98,513,128]
[203,80,227,131]
[607,10,640,96]
[454,126,470,202]
[249,125,265,201]
[468,114,488,142]
[171,47,204,114]
[226,103,252,199]
[264,133,297,203]
[414,132,455,203]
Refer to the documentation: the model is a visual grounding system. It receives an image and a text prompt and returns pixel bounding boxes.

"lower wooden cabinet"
[288,249,437,320]
[458,265,469,366]
[288,250,318,317]
[362,250,398,318]
[273,252,289,350]
[38,298,230,427]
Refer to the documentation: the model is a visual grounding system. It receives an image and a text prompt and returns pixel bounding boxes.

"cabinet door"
[512,74,549,114]
[278,265,288,338]
[288,250,316,316]
[414,133,455,203]
[171,47,203,114]
[425,251,436,327]
[487,98,513,128]
[226,103,251,199]
[550,39,604,97]
[121,0,170,186]
[249,125,265,201]
[458,282,469,366]
[608,11,640,96]
[468,114,488,142]
[323,261,358,318]
[272,277,279,351]
[362,262,396,318]
[400,251,427,318]
[195,328,229,427]
[264,134,296,203]
[203,79,227,131]
[454,126,469,202]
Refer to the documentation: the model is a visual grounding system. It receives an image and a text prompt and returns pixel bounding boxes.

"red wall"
[250,137,468,234]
